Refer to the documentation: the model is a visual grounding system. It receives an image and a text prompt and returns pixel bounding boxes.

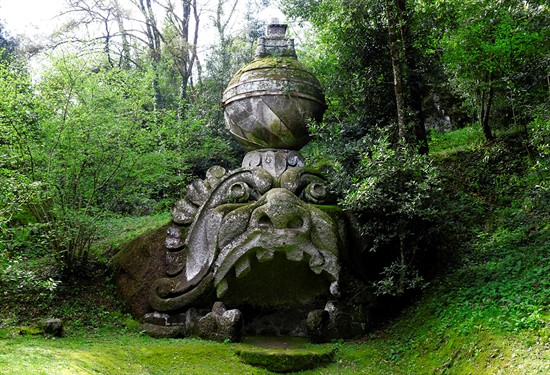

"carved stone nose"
[250,188,310,231]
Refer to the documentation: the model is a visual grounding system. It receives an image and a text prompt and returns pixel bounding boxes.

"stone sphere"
[222,56,326,151]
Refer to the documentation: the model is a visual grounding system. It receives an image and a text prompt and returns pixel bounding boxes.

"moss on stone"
[112,224,173,318]
[18,326,44,336]
[228,56,318,86]
[235,336,336,373]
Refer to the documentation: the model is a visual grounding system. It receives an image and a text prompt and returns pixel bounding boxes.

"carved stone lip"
[213,230,339,298]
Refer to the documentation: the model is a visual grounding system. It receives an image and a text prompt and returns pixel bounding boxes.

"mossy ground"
[0,320,547,374]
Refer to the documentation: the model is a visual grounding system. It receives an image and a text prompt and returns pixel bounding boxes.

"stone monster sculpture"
[134,21,372,341]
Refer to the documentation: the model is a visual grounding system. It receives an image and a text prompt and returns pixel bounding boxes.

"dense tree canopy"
[0,21,17,61]
[283,0,548,145]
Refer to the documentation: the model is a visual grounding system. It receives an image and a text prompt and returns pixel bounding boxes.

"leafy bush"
[0,52,239,276]
[341,137,443,295]
[428,125,485,155]
[0,256,60,299]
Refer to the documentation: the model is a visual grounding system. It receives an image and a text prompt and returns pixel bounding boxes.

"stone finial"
[267,19,288,39]
[255,20,296,59]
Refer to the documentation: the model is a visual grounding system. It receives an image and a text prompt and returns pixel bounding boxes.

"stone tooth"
[311,265,323,274]
[330,281,340,297]
[205,165,226,188]
[256,248,274,262]
[309,253,324,274]
[234,256,251,279]
[171,198,197,225]
[165,225,185,249]
[186,180,209,206]
[286,249,304,262]
[216,279,229,298]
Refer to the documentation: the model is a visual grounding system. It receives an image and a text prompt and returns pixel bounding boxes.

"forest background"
[0,0,548,373]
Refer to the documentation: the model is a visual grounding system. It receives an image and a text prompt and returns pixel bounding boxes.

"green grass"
[0,321,548,374]
[0,334,269,374]
[93,212,171,255]
[429,125,485,156]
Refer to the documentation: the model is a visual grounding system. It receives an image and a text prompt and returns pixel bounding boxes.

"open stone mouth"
[213,230,339,300]
[209,187,341,304]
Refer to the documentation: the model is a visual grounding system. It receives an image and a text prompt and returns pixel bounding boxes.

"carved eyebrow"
[280,168,327,195]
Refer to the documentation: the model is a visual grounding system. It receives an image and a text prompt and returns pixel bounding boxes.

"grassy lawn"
[1,317,548,375]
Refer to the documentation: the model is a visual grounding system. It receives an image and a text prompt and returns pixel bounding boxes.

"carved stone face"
[214,185,341,308]
[151,161,346,312]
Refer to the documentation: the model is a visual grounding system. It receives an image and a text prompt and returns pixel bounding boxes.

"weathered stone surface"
[142,311,170,326]
[139,323,186,339]
[235,336,336,373]
[242,149,305,177]
[213,186,342,307]
[117,20,376,342]
[150,160,349,315]
[255,23,296,58]
[222,21,325,151]
[197,302,243,342]
[219,309,243,341]
[205,166,227,189]
[112,224,170,317]
[43,318,63,337]
[197,313,218,338]
[307,310,329,343]
[171,198,197,225]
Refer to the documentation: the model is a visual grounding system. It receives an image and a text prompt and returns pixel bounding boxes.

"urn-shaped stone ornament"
[222,21,326,151]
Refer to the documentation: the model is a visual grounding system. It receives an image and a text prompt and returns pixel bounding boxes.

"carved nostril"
[254,211,305,230]
[257,213,273,228]
[287,217,304,229]
[250,189,311,230]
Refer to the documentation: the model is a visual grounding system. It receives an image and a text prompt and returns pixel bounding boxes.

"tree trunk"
[137,0,163,106]
[385,0,407,145]
[395,0,429,154]
[481,73,494,141]
[114,0,131,69]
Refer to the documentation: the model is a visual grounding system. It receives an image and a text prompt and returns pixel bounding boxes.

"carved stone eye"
[304,182,327,204]
[227,182,251,203]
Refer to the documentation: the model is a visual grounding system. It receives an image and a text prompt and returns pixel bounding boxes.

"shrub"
[342,138,443,296]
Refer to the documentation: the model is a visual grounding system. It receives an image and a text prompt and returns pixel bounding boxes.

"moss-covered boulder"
[235,336,336,373]
[112,224,169,318]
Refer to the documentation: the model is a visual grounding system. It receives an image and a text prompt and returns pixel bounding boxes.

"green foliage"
[440,219,548,333]
[424,121,549,336]
[442,0,549,134]
[0,60,36,227]
[0,255,60,299]
[0,124,548,374]
[342,138,442,295]
[0,50,238,276]
[526,106,549,210]
[92,212,171,255]
[283,0,396,140]
[0,21,17,62]
[428,125,485,155]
